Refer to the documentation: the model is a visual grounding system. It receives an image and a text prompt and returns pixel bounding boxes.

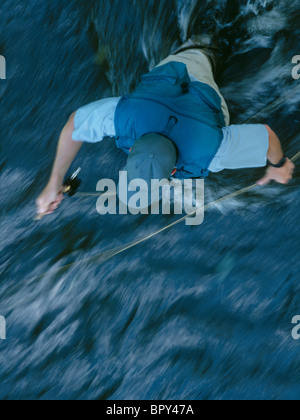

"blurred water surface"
[0,0,299,400]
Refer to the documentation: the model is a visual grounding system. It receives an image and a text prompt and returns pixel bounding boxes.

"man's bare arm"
[257,125,295,186]
[265,125,285,165]
[49,113,82,185]
[36,113,83,216]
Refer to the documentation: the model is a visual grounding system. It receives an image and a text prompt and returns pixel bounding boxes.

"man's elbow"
[265,125,274,136]
[265,125,278,149]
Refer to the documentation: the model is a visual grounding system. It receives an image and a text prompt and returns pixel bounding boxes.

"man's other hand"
[257,158,295,186]
[36,182,64,217]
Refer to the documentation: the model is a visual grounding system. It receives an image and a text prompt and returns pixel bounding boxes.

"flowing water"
[0,0,299,400]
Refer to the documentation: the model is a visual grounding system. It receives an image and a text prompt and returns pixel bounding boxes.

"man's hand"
[36,181,64,217]
[257,158,295,186]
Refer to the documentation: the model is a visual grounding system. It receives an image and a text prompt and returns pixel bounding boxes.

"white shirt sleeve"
[209,124,269,172]
[72,97,121,143]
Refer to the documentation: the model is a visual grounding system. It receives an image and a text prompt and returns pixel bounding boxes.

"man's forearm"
[257,125,295,186]
[265,125,285,165]
[49,113,83,187]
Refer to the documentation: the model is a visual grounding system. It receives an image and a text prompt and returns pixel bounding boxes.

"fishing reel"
[62,168,82,197]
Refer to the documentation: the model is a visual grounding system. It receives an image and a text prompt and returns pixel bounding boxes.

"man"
[36,40,295,216]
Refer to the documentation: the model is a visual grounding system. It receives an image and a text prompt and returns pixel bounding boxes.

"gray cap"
[118,133,177,212]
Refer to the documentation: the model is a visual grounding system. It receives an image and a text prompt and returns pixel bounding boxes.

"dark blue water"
[0,0,300,400]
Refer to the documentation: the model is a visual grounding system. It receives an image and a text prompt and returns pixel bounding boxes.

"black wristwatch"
[268,157,287,168]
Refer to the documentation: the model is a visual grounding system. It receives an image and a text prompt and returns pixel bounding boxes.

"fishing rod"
[34,146,299,211]
[34,84,300,208]
[33,91,300,223]
[28,91,299,280]
[27,150,300,284]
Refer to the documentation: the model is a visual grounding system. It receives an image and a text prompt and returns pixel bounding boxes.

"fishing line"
[30,93,300,281]
[27,151,299,283]
[291,151,300,163]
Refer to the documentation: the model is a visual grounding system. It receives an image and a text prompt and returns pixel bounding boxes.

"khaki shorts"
[156,49,230,126]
